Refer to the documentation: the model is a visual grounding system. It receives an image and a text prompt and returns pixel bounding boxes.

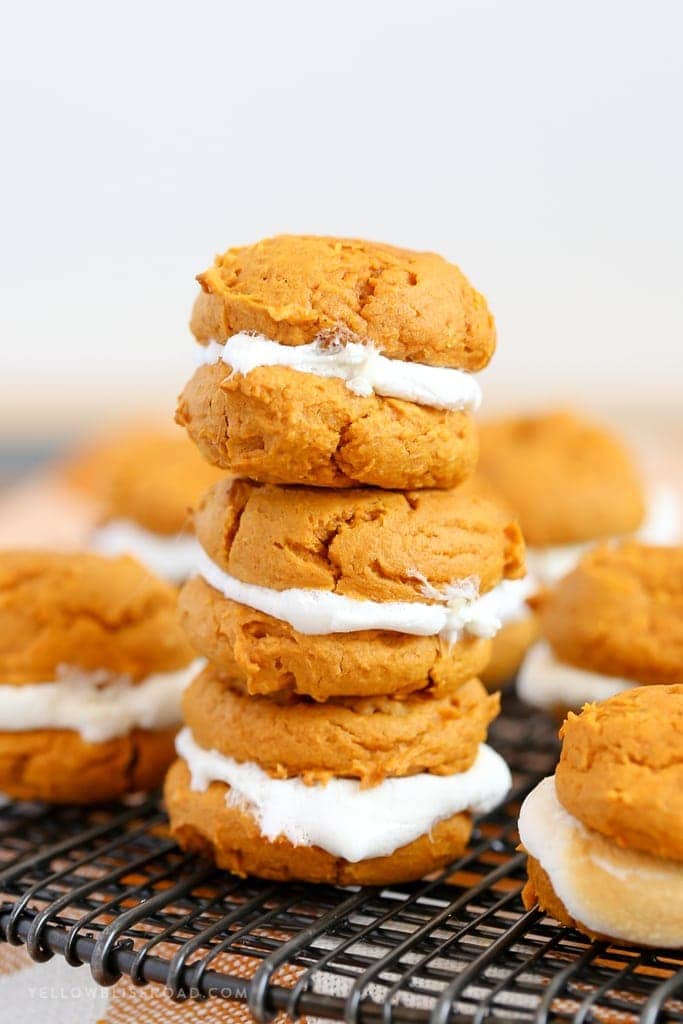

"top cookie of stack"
[177,235,495,490]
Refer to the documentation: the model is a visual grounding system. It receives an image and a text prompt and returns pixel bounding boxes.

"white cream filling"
[197,548,507,643]
[198,331,482,413]
[524,543,591,588]
[0,660,204,742]
[177,728,511,862]
[517,641,636,711]
[638,483,682,545]
[493,575,537,626]
[519,776,683,947]
[91,520,203,583]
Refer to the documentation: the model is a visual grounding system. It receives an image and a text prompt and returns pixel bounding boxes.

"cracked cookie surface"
[193,477,525,600]
[178,234,494,489]
[190,235,496,368]
[0,726,177,803]
[181,479,524,698]
[179,575,491,699]
[177,362,479,489]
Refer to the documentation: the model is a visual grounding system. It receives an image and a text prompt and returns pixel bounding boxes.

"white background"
[1,0,682,437]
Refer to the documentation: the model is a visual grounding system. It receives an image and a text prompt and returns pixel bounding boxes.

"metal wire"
[0,695,680,1024]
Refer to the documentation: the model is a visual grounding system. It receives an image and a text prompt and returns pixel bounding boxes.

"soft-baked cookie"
[519,685,683,947]
[555,685,683,861]
[178,235,496,489]
[183,667,498,785]
[194,478,523,598]
[518,542,683,712]
[190,236,496,365]
[0,550,201,802]
[66,423,224,581]
[478,411,646,549]
[179,477,525,699]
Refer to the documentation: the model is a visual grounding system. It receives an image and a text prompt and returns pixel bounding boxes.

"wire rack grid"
[0,696,681,1024]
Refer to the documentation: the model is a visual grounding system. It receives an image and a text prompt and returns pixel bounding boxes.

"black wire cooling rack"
[0,696,681,1024]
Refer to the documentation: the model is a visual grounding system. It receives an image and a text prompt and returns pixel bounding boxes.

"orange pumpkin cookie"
[191,235,495,367]
[0,550,195,684]
[182,667,498,786]
[178,362,479,490]
[166,671,511,885]
[178,574,491,700]
[194,478,524,600]
[66,423,224,537]
[556,684,683,862]
[478,411,645,547]
[0,727,178,805]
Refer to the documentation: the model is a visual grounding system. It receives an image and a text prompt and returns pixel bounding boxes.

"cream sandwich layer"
[517,642,636,711]
[0,660,204,743]
[91,520,203,583]
[198,332,482,413]
[196,549,507,644]
[492,575,537,626]
[525,544,592,589]
[519,776,683,948]
[637,483,682,544]
[176,727,511,863]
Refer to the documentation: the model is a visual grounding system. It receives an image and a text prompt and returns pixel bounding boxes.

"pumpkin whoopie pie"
[0,550,202,803]
[517,541,683,714]
[178,476,525,700]
[519,685,683,947]
[177,235,495,491]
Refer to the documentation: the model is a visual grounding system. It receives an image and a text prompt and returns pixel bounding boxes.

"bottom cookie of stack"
[165,668,511,885]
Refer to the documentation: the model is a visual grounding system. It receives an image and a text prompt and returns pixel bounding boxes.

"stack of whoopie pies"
[166,235,526,883]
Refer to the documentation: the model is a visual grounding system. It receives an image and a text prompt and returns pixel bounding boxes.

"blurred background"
[1,0,682,469]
